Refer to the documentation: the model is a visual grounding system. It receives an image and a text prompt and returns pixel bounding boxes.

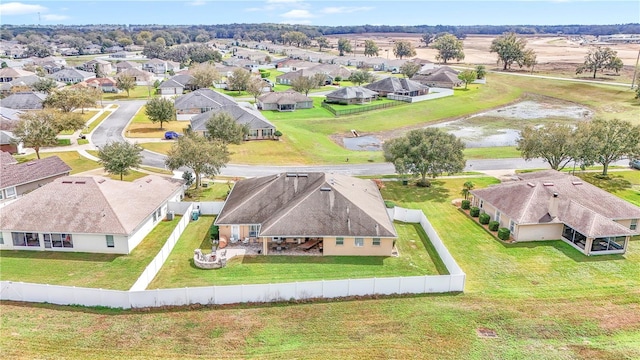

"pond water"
[343,136,382,151]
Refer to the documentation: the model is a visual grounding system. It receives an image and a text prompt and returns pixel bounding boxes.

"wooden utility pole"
[631,49,640,89]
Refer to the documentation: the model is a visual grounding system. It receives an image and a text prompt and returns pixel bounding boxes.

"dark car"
[630,159,640,170]
[164,131,181,140]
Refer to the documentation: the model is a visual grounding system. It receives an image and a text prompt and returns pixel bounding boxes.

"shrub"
[384,200,395,209]
[334,76,342,82]
[77,139,89,145]
[488,220,499,231]
[470,207,480,217]
[479,213,490,225]
[274,130,282,137]
[498,228,511,240]
[461,200,471,210]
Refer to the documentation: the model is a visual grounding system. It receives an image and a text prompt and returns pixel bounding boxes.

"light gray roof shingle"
[215,173,397,238]
[257,89,311,105]
[0,155,71,189]
[0,175,184,235]
[174,88,237,110]
[326,86,378,100]
[0,92,47,110]
[364,77,429,93]
[190,104,275,132]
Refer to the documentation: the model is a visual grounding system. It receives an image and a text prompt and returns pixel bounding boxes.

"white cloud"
[321,6,374,14]
[189,0,206,6]
[0,2,47,15]
[42,14,69,21]
[281,20,312,25]
[281,9,313,19]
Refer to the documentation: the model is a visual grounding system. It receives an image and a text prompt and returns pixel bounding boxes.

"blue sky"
[1,1,638,26]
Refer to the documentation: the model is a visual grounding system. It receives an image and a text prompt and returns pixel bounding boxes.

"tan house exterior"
[215,173,397,256]
[471,170,640,255]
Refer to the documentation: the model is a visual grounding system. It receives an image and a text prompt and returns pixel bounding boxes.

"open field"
[3,176,639,359]
[102,86,156,101]
[0,217,180,290]
[148,218,445,288]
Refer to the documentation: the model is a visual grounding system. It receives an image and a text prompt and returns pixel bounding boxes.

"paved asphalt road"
[94,100,629,177]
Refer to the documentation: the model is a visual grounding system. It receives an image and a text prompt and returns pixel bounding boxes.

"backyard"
[16,151,101,174]
[0,217,181,290]
[147,217,446,288]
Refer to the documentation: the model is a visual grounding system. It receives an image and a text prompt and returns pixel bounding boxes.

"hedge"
[461,200,471,210]
[488,220,499,231]
[470,207,480,217]
[384,200,396,209]
[498,228,511,240]
[56,138,71,146]
[479,213,490,225]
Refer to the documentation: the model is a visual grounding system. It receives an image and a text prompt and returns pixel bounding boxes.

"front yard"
[0,217,181,290]
[16,151,101,174]
[147,217,446,289]
[124,105,189,139]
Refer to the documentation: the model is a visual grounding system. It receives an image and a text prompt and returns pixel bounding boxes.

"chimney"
[548,192,559,219]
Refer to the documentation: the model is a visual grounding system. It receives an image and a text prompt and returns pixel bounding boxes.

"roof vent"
[26,162,35,166]
[145,179,152,183]
[62,180,73,184]
[527,182,535,187]
[286,173,297,177]
[97,179,106,184]
[571,181,583,185]
[320,187,332,191]
[75,181,86,184]
[543,182,554,187]
[298,173,308,177]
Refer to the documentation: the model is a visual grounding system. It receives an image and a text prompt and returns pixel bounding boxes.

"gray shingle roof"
[0,175,184,235]
[326,86,378,100]
[215,173,397,238]
[190,104,275,132]
[0,92,47,110]
[47,68,95,81]
[158,74,194,89]
[257,89,311,105]
[0,107,24,122]
[0,155,71,189]
[364,77,429,93]
[174,88,237,110]
[471,170,640,238]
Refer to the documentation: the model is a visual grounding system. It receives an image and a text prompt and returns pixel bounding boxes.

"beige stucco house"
[214,173,397,256]
[0,175,184,254]
[470,170,640,256]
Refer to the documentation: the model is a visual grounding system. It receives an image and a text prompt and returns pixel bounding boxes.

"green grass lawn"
[0,217,181,290]
[184,183,230,201]
[102,86,156,101]
[125,105,190,138]
[148,217,444,289]
[575,170,640,207]
[463,146,521,159]
[84,110,112,134]
[16,151,101,174]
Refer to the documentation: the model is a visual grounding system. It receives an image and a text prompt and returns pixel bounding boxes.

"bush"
[498,228,511,240]
[479,213,490,225]
[470,207,480,217]
[334,76,342,82]
[77,139,89,145]
[384,200,395,209]
[488,220,499,231]
[274,130,282,137]
[461,200,471,210]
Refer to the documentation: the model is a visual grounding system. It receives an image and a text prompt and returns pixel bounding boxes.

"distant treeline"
[2,23,639,49]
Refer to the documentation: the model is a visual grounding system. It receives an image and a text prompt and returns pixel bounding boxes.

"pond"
[343,135,383,151]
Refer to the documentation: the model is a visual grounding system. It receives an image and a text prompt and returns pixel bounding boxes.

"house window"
[0,190,3,200]
[43,233,73,248]
[156,208,162,220]
[12,232,39,247]
[372,238,381,246]
[0,232,4,245]
[495,211,501,223]
[336,237,344,246]
[355,238,364,247]
[479,200,484,209]
[509,220,515,233]
[631,219,638,231]
[263,128,273,137]
[5,187,16,198]
[249,224,260,237]
[106,235,114,248]
[249,129,259,137]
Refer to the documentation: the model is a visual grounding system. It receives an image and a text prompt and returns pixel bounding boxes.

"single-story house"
[364,77,429,97]
[411,66,462,89]
[174,88,238,120]
[142,59,179,75]
[276,64,351,85]
[47,68,96,84]
[0,92,47,110]
[117,68,152,85]
[0,153,70,202]
[115,60,142,73]
[158,74,196,95]
[0,132,22,154]
[0,67,35,83]
[0,175,185,254]
[190,104,277,140]
[214,173,397,256]
[0,107,24,129]
[325,86,379,105]
[257,89,313,111]
[77,59,113,75]
[86,77,119,93]
[470,170,640,256]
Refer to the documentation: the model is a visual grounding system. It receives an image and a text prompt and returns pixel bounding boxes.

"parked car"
[164,131,181,140]
[630,159,640,170]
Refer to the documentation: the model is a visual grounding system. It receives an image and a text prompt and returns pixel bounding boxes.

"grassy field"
[576,170,640,207]
[102,86,156,101]
[3,176,639,359]
[148,218,444,289]
[463,146,521,159]
[0,217,180,290]
[16,151,101,174]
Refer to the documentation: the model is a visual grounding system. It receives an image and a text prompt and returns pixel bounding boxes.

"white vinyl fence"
[129,204,193,291]
[1,207,465,309]
[387,88,454,103]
